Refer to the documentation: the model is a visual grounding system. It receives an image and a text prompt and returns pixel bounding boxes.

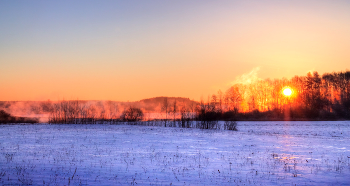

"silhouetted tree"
[172,99,177,127]
[162,97,169,127]
[180,106,191,128]
[121,107,144,122]
[217,89,223,112]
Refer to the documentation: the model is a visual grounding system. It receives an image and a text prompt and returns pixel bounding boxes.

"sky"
[1,0,349,101]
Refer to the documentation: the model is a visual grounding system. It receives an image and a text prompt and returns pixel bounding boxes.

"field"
[0,121,349,185]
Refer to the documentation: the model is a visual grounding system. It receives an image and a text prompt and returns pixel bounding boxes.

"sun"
[282,87,292,97]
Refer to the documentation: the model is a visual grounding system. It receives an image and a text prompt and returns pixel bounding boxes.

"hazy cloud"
[231,67,261,85]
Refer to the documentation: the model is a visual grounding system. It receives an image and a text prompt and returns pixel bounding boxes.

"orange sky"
[1,1,349,101]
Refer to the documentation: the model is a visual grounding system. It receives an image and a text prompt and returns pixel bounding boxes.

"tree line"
[48,100,120,124]
[207,70,350,120]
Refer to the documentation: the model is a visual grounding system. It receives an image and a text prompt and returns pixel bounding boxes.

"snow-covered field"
[0,121,349,185]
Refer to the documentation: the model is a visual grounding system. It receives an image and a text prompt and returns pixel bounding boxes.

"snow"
[0,121,349,185]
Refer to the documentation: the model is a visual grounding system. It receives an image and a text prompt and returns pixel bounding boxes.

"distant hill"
[116,97,199,112]
[139,97,198,112]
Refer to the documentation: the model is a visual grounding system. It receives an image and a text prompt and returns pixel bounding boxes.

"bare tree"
[217,90,223,113]
[211,94,217,111]
[172,99,177,127]
[161,97,169,127]
[121,107,144,123]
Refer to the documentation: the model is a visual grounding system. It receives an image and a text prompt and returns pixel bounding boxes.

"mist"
[0,97,198,123]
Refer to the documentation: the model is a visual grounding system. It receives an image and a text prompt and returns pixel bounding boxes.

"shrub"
[121,107,144,122]
[224,121,237,131]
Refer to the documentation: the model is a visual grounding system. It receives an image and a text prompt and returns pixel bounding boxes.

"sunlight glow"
[283,87,292,97]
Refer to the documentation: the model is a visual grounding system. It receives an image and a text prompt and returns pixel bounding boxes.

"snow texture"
[0,121,349,185]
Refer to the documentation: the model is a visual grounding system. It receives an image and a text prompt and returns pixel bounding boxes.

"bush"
[0,110,12,123]
[224,121,237,131]
[121,107,144,122]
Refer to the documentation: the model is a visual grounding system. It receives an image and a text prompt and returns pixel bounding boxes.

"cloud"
[231,67,261,85]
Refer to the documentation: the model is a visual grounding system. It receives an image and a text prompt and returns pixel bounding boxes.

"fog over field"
[0,97,198,123]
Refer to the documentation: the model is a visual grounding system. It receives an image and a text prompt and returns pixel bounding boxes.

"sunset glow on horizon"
[1,1,350,102]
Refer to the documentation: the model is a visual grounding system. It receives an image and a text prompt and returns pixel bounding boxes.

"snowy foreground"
[0,121,350,185]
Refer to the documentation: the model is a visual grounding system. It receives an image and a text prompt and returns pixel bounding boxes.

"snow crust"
[0,121,349,185]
